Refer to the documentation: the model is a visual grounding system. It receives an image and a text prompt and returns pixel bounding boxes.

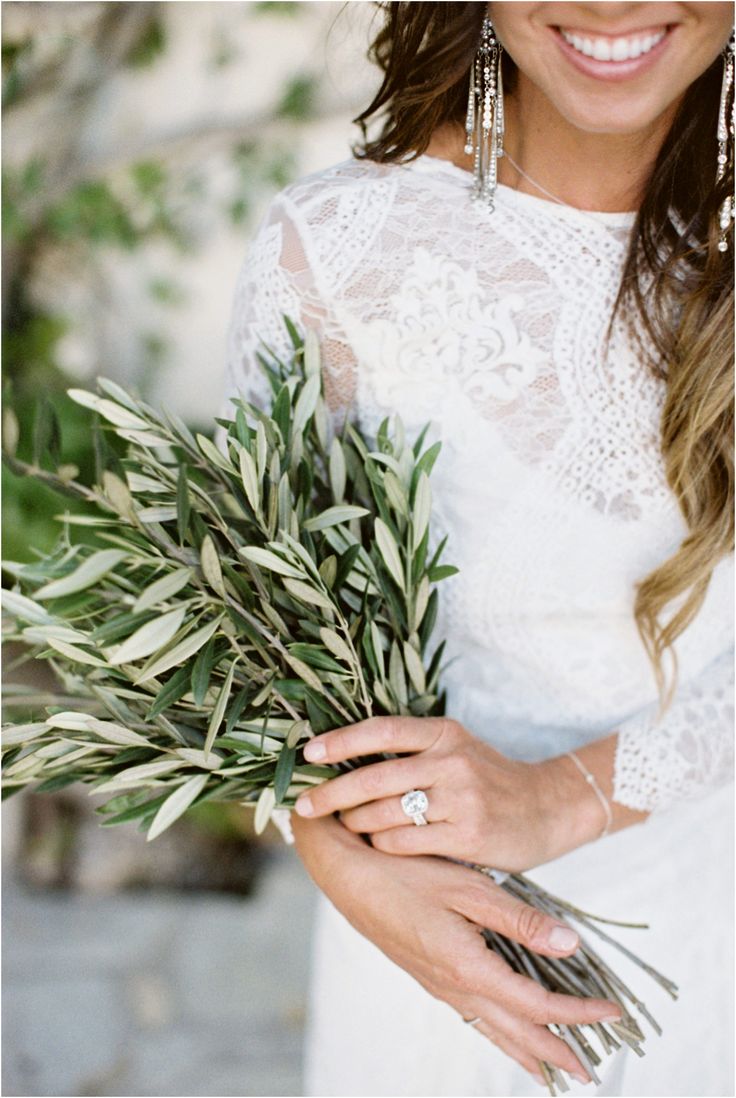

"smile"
[558,26,668,63]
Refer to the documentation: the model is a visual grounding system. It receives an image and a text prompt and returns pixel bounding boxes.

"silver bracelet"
[565,750,613,839]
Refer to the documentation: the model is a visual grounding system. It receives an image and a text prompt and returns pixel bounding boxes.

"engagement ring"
[401,789,429,825]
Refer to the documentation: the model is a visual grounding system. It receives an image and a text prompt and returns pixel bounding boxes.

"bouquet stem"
[471,866,678,1092]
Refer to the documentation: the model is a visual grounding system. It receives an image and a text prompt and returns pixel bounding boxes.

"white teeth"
[561,28,666,62]
[592,39,612,60]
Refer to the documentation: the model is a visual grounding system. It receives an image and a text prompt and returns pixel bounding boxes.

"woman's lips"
[551,24,675,82]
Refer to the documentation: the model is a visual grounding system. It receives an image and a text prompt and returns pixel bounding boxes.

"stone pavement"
[2,848,319,1097]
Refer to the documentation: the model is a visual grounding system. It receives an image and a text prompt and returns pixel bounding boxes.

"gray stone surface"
[2,848,319,1097]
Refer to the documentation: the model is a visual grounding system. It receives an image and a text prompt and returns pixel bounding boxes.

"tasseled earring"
[464,16,505,211]
[716,31,734,252]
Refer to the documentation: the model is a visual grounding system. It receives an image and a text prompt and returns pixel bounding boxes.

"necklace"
[502,151,574,208]
[502,151,635,221]
[505,151,637,223]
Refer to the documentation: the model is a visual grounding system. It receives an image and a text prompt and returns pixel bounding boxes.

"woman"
[222,3,734,1095]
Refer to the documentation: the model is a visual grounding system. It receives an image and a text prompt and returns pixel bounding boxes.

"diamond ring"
[401,789,429,826]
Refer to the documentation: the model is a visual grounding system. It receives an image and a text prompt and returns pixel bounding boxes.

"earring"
[716,31,734,252]
[464,16,504,211]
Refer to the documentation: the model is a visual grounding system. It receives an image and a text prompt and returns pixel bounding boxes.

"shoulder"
[253,156,406,283]
[263,156,404,237]
[279,155,401,207]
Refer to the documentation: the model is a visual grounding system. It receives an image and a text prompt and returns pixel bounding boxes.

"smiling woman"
[220,2,734,1095]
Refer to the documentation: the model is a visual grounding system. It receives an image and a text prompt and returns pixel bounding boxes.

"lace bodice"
[221,154,734,815]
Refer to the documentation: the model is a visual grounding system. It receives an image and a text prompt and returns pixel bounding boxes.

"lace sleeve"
[612,647,734,814]
[220,190,358,422]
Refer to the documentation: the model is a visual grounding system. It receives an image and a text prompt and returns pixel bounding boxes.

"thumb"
[455,878,580,957]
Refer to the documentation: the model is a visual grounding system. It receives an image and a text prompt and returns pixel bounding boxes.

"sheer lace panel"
[613,648,734,813]
[222,194,358,420]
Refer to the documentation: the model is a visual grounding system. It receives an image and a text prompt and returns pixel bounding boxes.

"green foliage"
[2,36,33,108]
[2,158,44,242]
[45,180,139,248]
[254,2,302,15]
[2,310,68,380]
[124,14,166,68]
[1,321,453,834]
[228,141,296,227]
[208,27,239,70]
[2,389,125,561]
[276,73,318,122]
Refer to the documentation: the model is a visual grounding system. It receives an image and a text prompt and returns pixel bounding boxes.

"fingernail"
[532,1073,546,1086]
[304,740,326,762]
[295,795,313,816]
[571,1071,590,1084]
[547,925,579,951]
[601,1013,622,1023]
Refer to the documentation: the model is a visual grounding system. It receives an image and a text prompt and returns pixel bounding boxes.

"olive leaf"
[134,616,224,684]
[200,534,226,598]
[133,568,193,613]
[147,774,209,841]
[108,607,187,665]
[34,549,128,599]
[374,518,406,593]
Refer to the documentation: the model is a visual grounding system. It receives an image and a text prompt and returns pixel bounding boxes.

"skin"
[296,718,639,870]
[293,2,733,1086]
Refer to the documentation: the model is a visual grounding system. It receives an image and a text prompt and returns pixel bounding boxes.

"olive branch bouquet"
[2,321,677,1094]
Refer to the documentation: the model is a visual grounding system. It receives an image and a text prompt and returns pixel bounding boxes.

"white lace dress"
[221,154,734,1098]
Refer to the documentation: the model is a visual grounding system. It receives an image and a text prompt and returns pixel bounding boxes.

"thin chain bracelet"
[565,751,613,839]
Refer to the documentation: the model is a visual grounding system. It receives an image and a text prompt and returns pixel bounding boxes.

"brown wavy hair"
[352,2,734,715]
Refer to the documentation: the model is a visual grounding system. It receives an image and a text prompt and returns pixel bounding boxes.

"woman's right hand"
[292,812,621,1086]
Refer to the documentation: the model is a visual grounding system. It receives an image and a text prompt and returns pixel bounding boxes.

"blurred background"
[2,3,378,1094]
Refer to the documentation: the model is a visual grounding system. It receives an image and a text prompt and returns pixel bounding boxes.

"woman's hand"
[295,716,603,872]
[293,812,621,1085]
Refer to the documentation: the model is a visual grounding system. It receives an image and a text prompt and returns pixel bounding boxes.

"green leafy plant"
[2,322,452,840]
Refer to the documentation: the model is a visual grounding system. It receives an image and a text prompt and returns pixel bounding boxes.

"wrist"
[534,753,609,860]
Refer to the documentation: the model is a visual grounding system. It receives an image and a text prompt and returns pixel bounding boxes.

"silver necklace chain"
[501,151,634,224]
[502,151,572,208]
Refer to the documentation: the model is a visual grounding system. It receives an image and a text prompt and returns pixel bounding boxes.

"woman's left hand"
[295,716,590,872]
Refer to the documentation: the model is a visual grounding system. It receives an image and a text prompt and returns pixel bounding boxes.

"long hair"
[352,2,734,714]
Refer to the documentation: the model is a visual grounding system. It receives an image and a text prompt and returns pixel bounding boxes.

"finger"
[453,877,586,958]
[294,756,434,818]
[483,1004,594,1083]
[474,948,621,1028]
[465,1017,550,1086]
[340,791,449,833]
[370,821,459,853]
[303,715,447,765]
[433,915,620,1030]
[451,996,562,1085]
[446,918,620,1025]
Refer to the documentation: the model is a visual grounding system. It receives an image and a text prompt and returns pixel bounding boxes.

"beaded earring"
[716,31,734,252]
[464,16,504,211]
